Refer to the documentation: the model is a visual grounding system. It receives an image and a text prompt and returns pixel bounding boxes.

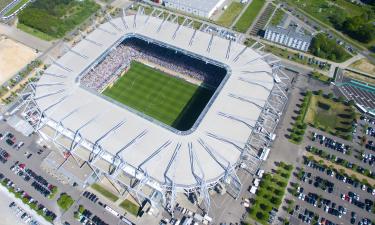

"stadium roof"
[35,14,274,190]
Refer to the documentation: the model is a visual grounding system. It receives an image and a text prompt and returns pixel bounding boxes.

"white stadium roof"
[34,14,274,190]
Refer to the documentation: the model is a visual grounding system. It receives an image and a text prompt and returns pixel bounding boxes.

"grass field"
[270,8,285,26]
[18,0,99,39]
[17,23,55,41]
[305,95,354,138]
[103,61,214,131]
[91,184,118,202]
[216,1,244,27]
[234,0,265,33]
[119,199,139,216]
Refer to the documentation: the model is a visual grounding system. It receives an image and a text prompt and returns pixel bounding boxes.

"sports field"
[103,61,214,131]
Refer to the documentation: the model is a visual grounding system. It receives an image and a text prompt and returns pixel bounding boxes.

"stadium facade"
[18,9,289,214]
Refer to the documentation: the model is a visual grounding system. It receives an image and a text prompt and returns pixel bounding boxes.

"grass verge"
[91,184,119,202]
[216,1,244,27]
[4,0,29,16]
[119,199,140,216]
[234,0,265,33]
[17,23,55,41]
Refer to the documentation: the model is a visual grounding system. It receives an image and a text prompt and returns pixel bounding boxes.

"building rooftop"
[266,25,312,43]
[34,14,274,190]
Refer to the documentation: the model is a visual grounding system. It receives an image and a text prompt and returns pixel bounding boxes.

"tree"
[309,34,350,62]
[327,93,334,99]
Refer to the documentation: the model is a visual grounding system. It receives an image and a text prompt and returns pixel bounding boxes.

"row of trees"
[309,34,350,62]
[329,11,375,43]
[289,91,311,143]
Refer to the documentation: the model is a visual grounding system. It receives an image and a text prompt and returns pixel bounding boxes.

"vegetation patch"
[119,199,140,216]
[91,183,119,202]
[288,91,311,144]
[18,0,100,39]
[307,146,374,180]
[310,34,351,62]
[263,45,331,71]
[284,0,374,45]
[310,71,333,84]
[305,92,356,140]
[57,193,74,211]
[246,162,293,225]
[216,1,244,27]
[234,0,265,33]
[270,8,285,26]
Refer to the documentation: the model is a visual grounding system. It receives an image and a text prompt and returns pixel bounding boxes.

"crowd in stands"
[80,37,226,91]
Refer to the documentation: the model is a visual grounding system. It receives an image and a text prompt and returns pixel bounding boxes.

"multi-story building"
[264,26,312,52]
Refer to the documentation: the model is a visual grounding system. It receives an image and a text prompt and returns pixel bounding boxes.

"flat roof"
[35,14,274,189]
[164,0,223,12]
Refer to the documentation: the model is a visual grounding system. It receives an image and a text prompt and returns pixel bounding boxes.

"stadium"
[19,9,289,214]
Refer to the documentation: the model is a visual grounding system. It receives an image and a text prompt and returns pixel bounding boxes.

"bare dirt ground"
[349,58,375,76]
[0,35,37,85]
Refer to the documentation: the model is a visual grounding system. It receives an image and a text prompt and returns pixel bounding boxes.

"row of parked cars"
[83,191,99,203]
[365,140,375,151]
[78,207,109,225]
[9,201,39,225]
[340,191,374,213]
[366,127,375,137]
[0,174,56,221]
[312,133,350,154]
[0,147,10,163]
[304,158,374,195]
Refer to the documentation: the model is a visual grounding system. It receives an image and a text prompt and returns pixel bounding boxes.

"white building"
[163,0,226,18]
[264,26,312,52]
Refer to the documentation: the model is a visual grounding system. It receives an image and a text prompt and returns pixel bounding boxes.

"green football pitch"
[102,61,214,131]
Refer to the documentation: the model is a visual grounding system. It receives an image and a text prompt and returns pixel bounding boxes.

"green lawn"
[305,94,355,138]
[270,8,285,26]
[18,0,100,39]
[119,199,139,216]
[57,193,74,211]
[91,184,119,202]
[284,0,365,26]
[234,0,265,33]
[4,0,29,16]
[216,1,244,27]
[103,61,214,131]
[17,23,55,41]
